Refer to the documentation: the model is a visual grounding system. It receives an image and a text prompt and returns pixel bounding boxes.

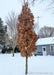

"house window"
[51,45,54,52]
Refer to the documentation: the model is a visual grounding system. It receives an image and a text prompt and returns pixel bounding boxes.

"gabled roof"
[36,37,54,45]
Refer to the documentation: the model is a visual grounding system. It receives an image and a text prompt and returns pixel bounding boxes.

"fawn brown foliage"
[17,2,37,57]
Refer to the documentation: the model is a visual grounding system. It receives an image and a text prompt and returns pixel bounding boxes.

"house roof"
[36,37,54,45]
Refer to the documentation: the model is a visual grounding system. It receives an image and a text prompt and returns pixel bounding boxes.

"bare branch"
[6,11,18,56]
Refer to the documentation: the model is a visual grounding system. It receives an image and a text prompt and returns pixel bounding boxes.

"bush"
[7,47,13,53]
[2,45,20,53]
[2,46,7,53]
[14,45,20,53]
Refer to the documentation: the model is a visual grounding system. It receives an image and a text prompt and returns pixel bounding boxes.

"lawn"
[0,53,54,75]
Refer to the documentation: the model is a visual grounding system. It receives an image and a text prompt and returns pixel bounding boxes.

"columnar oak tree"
[17,2,37,74]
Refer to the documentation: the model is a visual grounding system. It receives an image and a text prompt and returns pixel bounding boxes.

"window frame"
[50,45,54,52]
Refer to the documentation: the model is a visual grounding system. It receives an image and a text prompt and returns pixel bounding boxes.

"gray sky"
[0,0,54,28]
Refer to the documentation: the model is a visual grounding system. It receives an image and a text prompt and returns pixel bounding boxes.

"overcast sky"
[0,0,54,28]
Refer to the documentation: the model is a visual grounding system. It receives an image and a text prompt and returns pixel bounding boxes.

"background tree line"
[0,14,54,54]
[0,14,20,54]
[38,26,54,38]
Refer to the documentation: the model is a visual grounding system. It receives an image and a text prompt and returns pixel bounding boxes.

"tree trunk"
[25,52,28,75]
[12,48,14,56]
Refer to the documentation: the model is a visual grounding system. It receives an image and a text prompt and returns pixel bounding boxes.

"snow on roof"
[36,37,54,45]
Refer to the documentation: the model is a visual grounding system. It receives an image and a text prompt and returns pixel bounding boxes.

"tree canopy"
[17,2,37,57]
[0,18,7,48]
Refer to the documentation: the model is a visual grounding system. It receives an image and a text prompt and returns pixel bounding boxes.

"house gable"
[36,37,54,55]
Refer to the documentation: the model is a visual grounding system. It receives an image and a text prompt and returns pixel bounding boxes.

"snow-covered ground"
[0,53,54,75]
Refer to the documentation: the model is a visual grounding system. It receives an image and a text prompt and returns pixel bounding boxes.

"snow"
[36,37,54,45]
[0,53,54,75]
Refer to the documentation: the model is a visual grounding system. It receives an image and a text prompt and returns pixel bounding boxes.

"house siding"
[50,44,54,55]
[36,44,54,55]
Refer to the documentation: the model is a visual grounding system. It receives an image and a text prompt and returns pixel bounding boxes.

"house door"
[42,47,46,56]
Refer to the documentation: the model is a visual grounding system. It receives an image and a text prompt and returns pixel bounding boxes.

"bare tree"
[4,33,13,48]
[32,0,54,13]
[6,11,17,56]
[38,26,54,38]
